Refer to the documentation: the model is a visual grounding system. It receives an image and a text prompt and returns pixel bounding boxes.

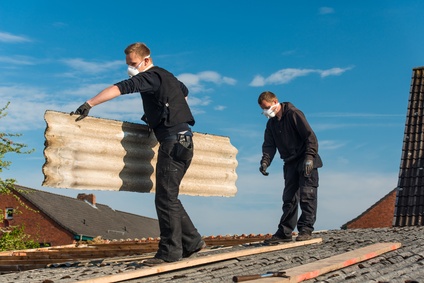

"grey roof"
[13,185,160,240]
[1,226,423,282]
[395,66,424,226]
[129,227,424,283]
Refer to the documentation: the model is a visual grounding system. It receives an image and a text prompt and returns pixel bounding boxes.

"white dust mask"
[263,103,279,118]
[127,55,151,77]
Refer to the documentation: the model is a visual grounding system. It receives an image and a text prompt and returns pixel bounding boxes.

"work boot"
[183,240,206,258]
[296,231,312,241]
[143,257,168,266]
[264,234,292,245]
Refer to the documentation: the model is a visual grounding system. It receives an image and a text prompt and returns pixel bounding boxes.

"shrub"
[0,225,40,251]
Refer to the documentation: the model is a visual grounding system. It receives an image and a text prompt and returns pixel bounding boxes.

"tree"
[0,102,34,195]
[0,102,39,251]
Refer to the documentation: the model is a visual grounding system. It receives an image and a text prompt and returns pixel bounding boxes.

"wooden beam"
[244,242,401,282]
[75,238,322,283]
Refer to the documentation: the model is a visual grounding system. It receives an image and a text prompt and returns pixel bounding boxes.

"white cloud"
[0,56,36,65]
[319,7,335,15]
[317,170,397,229]
[214,105,226,111]
[0,85,85,131]
[319,140,346,150]
[87,95,144,122]
[61,58,122,74]
[179,169,398,235]
[63,83,111,97]
[178,71,237,94]
[0,85,48,102]
[249,75,266,87]
[52,22,68,28]
[249,67,352,87]
[268,68,315,84]
[320,67,351,77]
[0,31,31,43]
[310,112,403,118]
[0,83,143,132]
[239,153,263,165]
[187,95,211,115]
[313,122,401,132]
[187,95,211,107]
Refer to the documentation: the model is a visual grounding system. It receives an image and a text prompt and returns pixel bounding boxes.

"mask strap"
[135,55,151,68]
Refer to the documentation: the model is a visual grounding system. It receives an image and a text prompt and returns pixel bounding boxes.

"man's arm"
[260,123,277,176]
[87,85,121,107]
[294,111,318,159]
[71,85,121,121]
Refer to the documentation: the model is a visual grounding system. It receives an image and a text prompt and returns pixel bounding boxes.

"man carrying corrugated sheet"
[71,42,205,265]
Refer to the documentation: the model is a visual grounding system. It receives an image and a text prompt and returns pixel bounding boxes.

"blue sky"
[1,1,423,236]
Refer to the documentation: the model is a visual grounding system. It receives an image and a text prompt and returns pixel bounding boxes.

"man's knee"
[300,187,317,200]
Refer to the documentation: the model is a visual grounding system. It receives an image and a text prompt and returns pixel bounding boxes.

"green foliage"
[0,102,36,227]
[0,102,40,251]
[0,102,34,195]
[0,225,40,251]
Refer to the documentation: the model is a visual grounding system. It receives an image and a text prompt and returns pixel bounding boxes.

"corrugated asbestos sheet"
[42,111,238,197]
[394,67,424,226]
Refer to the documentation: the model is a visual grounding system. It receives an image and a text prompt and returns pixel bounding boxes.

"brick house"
[341,188,397,229]
[1,185,160,246]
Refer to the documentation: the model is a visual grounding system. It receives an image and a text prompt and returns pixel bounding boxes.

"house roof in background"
[395,66,424,226]
[12,185,160,240]
[342,188,396,229]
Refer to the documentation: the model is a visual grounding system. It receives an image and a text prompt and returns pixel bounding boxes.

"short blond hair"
[258,91,277,105]
[124,42,151,58]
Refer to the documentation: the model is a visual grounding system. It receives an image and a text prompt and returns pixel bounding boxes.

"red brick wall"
[1,192,75,246]
[346,190,397,229]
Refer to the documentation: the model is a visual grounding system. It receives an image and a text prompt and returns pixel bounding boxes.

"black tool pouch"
[173,134,193,161]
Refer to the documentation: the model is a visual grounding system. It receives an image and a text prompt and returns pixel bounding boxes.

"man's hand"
[304,158,313,177]
[70,102,91,121]
[259,163,269,176]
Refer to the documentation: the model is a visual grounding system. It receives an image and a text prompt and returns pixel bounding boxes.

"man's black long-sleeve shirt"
[262,102,320,166]
[114,66,194,141]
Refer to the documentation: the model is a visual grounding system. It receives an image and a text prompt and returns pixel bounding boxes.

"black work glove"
[304,157,314,177]
[259,163,269,176]
[70,102,91,121]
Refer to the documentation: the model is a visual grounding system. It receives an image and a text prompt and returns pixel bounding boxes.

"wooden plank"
[0,244,75,256]
[0,238,264,272]
[75,238,322,283]
[245,242,401,282]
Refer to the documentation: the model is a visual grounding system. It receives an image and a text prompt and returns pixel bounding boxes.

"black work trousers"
[276,158,318,237]
[154,137,202,262]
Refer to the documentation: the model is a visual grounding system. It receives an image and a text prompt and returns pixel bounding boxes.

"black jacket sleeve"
[261,121,277,166]
[180,81,189,97]
[114,71,159,94]
[291,109,318,160]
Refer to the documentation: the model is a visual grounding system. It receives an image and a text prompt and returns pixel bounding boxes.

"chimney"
[77,193,96,206]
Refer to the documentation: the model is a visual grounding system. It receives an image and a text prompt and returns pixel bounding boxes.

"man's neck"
[276,103,283,120]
